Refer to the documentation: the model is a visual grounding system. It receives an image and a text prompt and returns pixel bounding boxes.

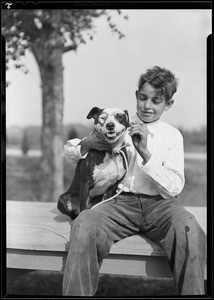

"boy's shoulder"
[159,121,183,140]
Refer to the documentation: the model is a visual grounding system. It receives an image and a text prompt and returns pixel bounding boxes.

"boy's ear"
[164,99,174,111]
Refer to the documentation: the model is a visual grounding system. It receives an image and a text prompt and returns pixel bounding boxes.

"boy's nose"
[144,99,152,109]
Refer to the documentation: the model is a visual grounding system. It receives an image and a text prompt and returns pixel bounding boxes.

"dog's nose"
[106,122,115,131]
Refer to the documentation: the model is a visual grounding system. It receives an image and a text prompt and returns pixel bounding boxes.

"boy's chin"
[143,118,160,124]
[138,113,160,124]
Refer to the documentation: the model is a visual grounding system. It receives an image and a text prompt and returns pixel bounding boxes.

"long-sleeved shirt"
[64,114,185,199]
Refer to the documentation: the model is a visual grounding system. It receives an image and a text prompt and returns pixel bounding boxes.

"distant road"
[6,148,207,160]
[184,152,206,160]
[6,149,41,157]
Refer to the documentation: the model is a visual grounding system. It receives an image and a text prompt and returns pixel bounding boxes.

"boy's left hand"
[129,122,151,163]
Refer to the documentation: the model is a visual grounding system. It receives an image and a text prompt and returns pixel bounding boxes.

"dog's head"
[87,107,130,144]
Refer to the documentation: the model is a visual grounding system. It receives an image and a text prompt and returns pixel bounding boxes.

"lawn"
[5,154,207,296]
[6,155,207,206]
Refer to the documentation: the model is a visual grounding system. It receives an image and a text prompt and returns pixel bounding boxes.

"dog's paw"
[57,194,80,220]
[57,195,72,215]
[67,201,72,211]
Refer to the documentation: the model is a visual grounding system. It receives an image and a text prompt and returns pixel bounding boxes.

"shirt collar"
[132,113,161,135]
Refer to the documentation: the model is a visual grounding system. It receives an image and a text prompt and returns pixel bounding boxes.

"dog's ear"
[123,110,130,127]
[87,107,103,119]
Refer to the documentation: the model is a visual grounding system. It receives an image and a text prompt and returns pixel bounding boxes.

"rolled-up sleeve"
[63,138,88,164]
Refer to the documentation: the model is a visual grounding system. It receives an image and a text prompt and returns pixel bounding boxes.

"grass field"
[5,154,207,296]
[6,155,207,206]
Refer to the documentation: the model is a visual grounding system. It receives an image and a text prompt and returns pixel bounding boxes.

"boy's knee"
[172,211,197,231]
[72,209,101,238]
[172,211,206,243]
[78,209,100,225]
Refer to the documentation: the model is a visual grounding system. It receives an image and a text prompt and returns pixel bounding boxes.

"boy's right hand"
[80,130,111,155]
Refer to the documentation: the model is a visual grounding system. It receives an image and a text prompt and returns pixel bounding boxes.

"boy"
[62,66,206,296]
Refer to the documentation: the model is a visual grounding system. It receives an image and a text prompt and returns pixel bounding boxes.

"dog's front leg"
[57,162,81,219]
[79,181,91,212]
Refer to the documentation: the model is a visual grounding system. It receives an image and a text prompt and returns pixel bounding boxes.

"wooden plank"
[7,201,165,255]
[7,249,66,272]
[6,201,207,279]
[100,254,172,277]
[6,201,206,254]
[7,248,172,277]
[6,201,71,252]
[7,248,207,279]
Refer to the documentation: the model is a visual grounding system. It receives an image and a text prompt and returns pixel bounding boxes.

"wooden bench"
[7,200,207,279]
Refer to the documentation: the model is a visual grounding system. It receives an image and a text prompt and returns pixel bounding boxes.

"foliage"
[67,127,78,140]
[179,125,206,145]
[7,126,41,149]
[2,9,127,75]
[2,8,128,201]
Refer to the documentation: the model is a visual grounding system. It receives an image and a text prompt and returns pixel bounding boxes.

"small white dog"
[57,107,130,219]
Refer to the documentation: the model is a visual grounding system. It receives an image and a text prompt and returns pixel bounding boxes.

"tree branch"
[63,44,77,53]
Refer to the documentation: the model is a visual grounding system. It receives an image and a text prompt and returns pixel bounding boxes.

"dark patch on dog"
[86,106,103,124]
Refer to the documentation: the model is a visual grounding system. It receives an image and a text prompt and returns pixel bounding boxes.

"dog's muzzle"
[105,131,125,144]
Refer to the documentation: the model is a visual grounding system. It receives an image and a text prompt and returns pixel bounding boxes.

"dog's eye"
[99,116,106,122]
[116,114,124,121]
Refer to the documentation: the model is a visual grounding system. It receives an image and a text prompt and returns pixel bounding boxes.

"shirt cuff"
[67,138,82,147]
[64,138,88,162]
[75,145,88,159]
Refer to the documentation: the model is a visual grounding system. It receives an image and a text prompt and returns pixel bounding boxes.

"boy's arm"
[142,134,185,198]
[129,122,185,198]
[64,131,112,164]
[64,138,88,164]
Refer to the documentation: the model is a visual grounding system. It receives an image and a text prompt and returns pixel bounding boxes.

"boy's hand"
[129,122,151,164]
[80,130,112,155]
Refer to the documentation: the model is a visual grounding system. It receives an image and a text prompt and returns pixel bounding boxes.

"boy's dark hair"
[138,66,178,101]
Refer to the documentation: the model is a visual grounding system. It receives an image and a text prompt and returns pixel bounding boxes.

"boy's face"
[136,83,174,123]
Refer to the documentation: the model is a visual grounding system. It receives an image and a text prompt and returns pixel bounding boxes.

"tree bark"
[39,47,64,202]
[31,11,64,202]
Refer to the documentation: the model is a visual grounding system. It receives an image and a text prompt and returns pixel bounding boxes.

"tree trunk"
[31,12,65,202]
[38,46,64,202]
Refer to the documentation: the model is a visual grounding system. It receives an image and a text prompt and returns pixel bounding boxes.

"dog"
[57,107,130,219]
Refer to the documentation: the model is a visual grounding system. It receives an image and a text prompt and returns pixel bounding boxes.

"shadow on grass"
[7,270,176,297]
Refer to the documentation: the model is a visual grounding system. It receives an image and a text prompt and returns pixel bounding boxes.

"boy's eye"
[136,91,146,100]
[139,95,146,100]
[153,98,162,104]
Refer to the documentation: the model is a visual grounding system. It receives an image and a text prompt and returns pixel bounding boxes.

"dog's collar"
[108,142,127,155]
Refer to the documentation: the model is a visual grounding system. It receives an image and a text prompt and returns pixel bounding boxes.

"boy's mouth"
[141,112,154,119]
[142,111,153,115]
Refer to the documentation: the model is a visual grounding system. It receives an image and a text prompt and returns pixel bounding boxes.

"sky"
[5,9,212,130]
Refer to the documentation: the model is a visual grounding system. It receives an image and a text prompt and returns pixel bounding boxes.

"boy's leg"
[139,197,206,295]
[63,194,142,296]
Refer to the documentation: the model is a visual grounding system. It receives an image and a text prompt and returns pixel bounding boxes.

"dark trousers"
[63,194,206,296]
